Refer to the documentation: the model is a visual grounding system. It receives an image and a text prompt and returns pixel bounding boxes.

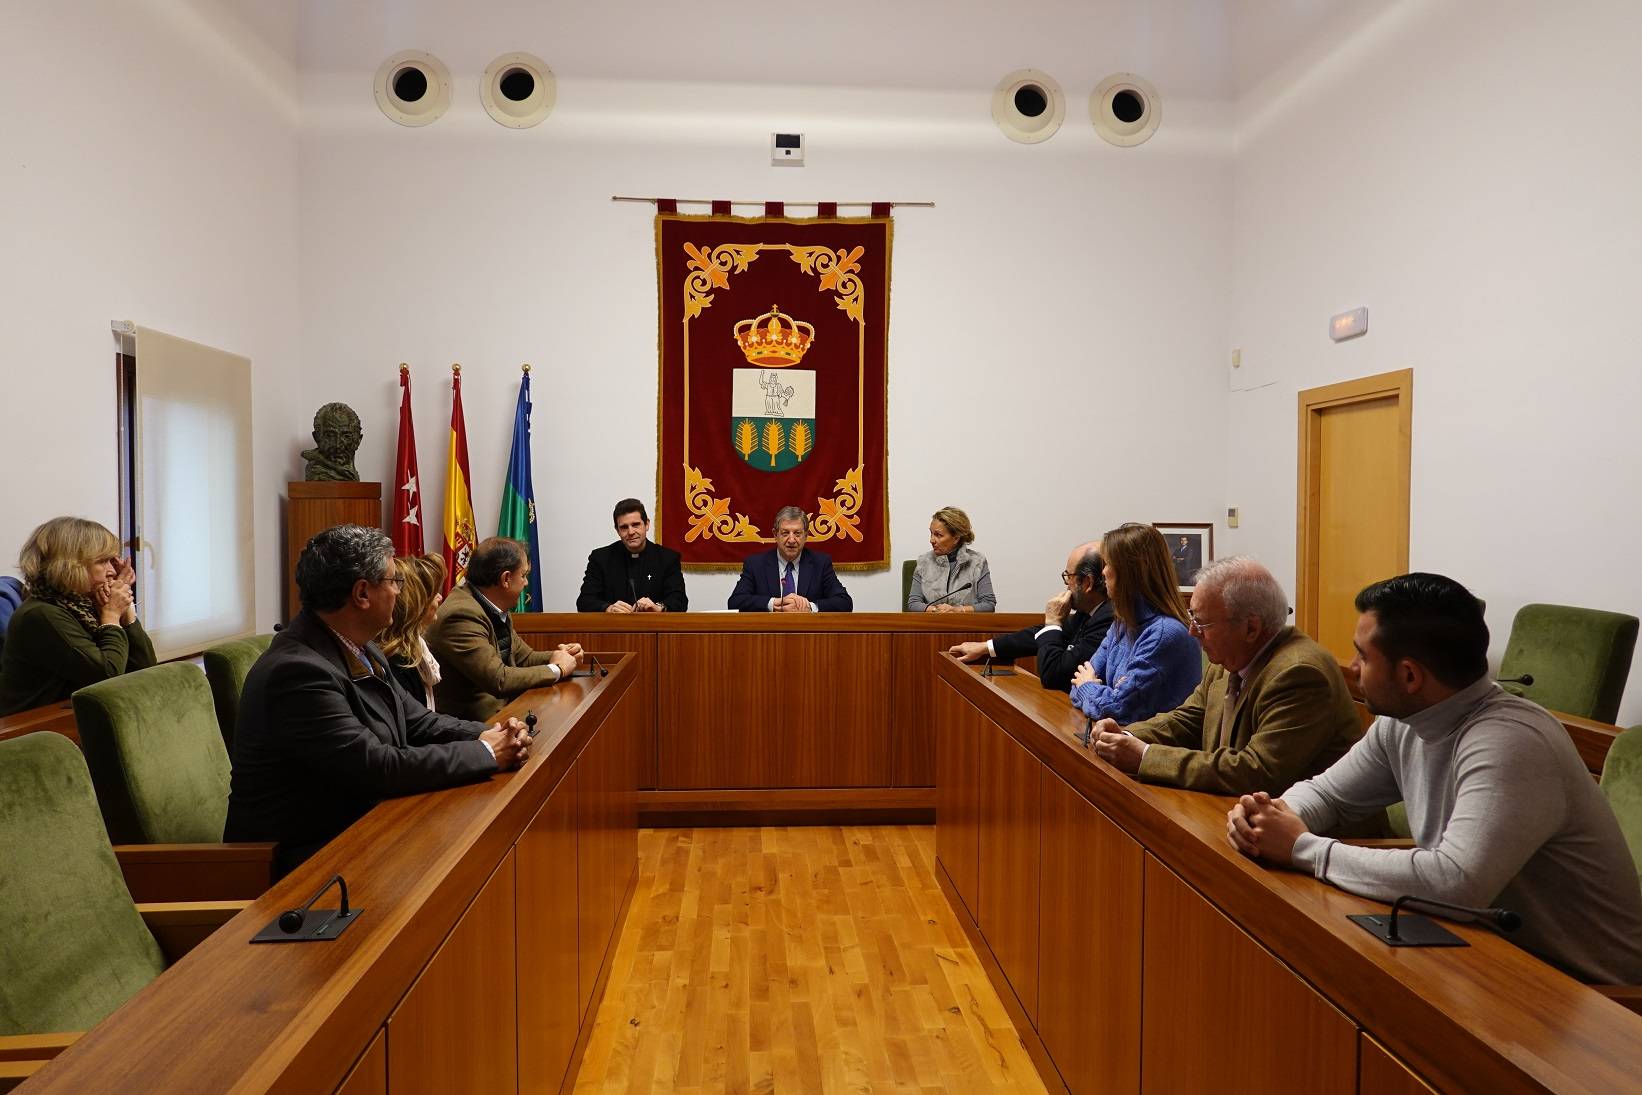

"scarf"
[26,579,102,632]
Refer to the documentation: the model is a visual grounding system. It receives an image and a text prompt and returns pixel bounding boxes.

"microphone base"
[1348,912,1468,947]
[251,907,365,944]
[981,665,1016,677]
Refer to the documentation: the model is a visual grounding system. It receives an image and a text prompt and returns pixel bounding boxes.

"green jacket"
[425,584,561,722]
[0,599,158,716]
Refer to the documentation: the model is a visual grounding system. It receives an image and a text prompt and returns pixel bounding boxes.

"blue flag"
[497,371,544,612]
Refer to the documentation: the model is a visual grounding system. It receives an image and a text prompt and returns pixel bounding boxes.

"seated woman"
[378,553,447,710]
[907,507,997,613]
[0,517,156,716]
[1070,522,1200,724]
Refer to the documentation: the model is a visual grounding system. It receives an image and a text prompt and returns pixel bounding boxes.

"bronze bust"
[301,403,363,482]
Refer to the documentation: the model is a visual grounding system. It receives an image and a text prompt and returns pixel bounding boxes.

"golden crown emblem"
[733,305,816,367]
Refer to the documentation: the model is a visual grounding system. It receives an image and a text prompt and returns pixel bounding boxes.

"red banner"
[656,212,891,569]
[391,365,424,555]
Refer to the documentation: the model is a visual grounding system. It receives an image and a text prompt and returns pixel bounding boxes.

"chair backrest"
[72,663,233,844]
[1498,603,1639,723]
[202,633,274,751]
[0,574,24,660]
[1600,725,1642,883]
[0,733,165,1035]
[902,559,916,610]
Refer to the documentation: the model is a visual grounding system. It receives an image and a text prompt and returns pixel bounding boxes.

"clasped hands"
[925,603,973,614]
[1226,791,1308,866]
[1085,717,1145,773]
[93,557,139,626]
[771,593,812,613]
[606,598,664,613]
[549,643,582,677]
[480,717,533,771]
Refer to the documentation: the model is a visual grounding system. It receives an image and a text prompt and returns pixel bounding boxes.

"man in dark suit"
[576,498,687,613]
[948,540,1113,691]
[727,506,853,612]
[225,525,530,878]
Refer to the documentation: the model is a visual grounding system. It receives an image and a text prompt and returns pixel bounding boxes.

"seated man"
[1228,573,1642,984]
[225,525,531,878]
[576,497,687,613]
[948,540,1114,691]
[727,506,853,613]
[1092,556,1361,795]
[428,537,580,721]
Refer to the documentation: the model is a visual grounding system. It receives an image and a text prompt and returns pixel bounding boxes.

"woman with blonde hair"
[1070,522,1200,724]
[0,516,156,716]
[907,506,996,613]
[379,553,448,710]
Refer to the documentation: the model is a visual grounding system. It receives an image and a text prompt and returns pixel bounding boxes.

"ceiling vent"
[374,50,452,127]
[991,69,1065,145]
[1090,73,1161,147]
[481,52,556,129]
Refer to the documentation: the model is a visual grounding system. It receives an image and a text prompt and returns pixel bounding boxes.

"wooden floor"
[571,826,1048,1094]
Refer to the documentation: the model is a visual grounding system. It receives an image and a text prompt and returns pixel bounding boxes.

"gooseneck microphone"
[923,582,974,609]
[279,874,351,933]
[253,874,364,943]
[1497,673,1535,687]
[1388,895,1521,940]
[525,712,539,738]
[1349,892,1521,947]
[572,652,609,679]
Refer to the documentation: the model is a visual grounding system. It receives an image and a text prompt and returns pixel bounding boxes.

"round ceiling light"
[991,69,1065,145]
[481,52,556,130]
[374,50,452,127]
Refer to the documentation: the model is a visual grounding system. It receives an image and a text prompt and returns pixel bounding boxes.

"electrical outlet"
[1227,507,1239,528]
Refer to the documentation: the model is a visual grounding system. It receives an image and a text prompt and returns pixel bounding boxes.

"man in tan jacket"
[1090,556,1363,796]
[426,538,580,722]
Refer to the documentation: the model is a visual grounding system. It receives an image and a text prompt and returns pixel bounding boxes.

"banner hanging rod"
[610,196,934,208]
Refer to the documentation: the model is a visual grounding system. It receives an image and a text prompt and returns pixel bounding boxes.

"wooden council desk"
[934,653,1642,1094]
[16,654,641,1095]
[514,611,1040,824]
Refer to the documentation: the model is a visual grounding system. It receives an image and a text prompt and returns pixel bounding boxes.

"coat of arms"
[729,306,817,472]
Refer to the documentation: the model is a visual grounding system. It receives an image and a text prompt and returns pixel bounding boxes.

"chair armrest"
[137,900,252,964]
[1592,985,1642,1017]
[115,842,275,903]
[1338,838,1418,848]
[0,1032,82,1091]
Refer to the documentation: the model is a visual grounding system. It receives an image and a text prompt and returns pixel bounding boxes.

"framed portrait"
[1153,523,1214,590]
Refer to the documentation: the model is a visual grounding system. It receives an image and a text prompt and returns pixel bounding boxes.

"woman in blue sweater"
[1070,523,1201,724]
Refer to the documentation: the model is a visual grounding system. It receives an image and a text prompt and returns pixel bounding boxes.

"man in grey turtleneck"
[1228,572,1642,984]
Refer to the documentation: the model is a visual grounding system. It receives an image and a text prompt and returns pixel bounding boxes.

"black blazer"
[727,548,853,612]
[576,540,688,612]
[991,600,1115,692]
[224,610,496,878]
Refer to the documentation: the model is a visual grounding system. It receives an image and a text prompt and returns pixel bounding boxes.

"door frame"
[1295,368,1413,639]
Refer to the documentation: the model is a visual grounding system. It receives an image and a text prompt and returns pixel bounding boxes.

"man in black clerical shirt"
[948,540,1113,691]
[576,498,688,613]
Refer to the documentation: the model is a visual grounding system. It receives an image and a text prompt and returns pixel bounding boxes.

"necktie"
[781,562,795,597]
[1219,672,1243,744]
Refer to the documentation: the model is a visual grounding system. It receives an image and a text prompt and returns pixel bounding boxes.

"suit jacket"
[224,609,494,878]
[576,540,688,612]
[1127,626,1363,796]
[727,548,853,612]
[427,584,563,722]
[991,600,1114,692]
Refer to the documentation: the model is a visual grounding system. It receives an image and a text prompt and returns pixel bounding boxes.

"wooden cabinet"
[934,680,982,920]
[284,482,380,622]
[577,687,641,1021]
[1037,769,1142,1095]
[334,1030,385,1095]
[1360,1034,1439,1094]
[977,720,1042,1023]
[387,851,519,1095]
[532,631,657,788]
[1141,856,1355,1094]
[516,773,580,1095]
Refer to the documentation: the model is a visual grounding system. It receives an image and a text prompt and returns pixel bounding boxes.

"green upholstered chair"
[902,559,916,610]
[0,733,245,1078]
[1498,604,1638,724]
[202,633,273,751]
[1600,726,1642,883]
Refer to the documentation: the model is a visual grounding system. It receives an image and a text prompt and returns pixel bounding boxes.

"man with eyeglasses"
[227,525,532,878]
[1089,555,1363,796]
[948,541,1113,692]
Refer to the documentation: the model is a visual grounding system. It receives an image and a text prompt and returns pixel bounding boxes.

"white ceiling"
[211,0,1372,100]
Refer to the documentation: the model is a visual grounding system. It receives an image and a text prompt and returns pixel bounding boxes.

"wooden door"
[976,723,1042,1024]
[1297,370,1412,661]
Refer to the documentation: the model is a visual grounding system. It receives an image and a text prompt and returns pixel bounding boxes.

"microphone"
[525,712,539,738]
[1497,673,1535,687]
[252,873,363,943]
[923,581,974,609]
[1388,895,1521,939]
[1348,893,1521,947]
[572,652,609,679]
[629,576,639,607]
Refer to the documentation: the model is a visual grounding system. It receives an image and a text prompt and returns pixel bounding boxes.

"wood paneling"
[1360,1034,1438,1095]
[934,680,981,923]
[977,716,1041,1024]
[891,631,1005,785]
[335,1030,385,1095]
[578,687,641,1022]
[285,482,381,623]
[1141,855,1355,1094]
[387,850,518,1095]
[658,633,892,788]
[516,773,579,1095]
[637,786,932,827]
[0,702,78,747]
[1037,769,1142,1095]
[517,627,657,789]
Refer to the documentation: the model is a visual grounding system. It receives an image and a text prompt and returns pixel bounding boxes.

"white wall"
[296,78,1234,612]
[1228,0,1642,721]
[0,0,300,625]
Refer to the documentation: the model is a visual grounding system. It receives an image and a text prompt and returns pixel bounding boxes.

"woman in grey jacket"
[907,507,997,613]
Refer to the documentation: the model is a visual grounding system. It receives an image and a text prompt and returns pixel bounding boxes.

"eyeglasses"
[1186,609,1218,632]
[1061,571,1086,584]
[379,575,405,590]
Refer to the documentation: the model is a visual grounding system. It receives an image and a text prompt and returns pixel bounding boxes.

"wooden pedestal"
[285,481,381,620]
